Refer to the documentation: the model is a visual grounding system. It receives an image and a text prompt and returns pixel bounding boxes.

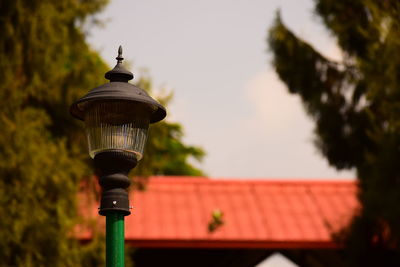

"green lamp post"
[70,46,166,266]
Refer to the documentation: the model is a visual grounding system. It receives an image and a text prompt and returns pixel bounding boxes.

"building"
[78,176,358,266]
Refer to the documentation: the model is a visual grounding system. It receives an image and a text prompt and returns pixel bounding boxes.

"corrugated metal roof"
[79,177,358,249]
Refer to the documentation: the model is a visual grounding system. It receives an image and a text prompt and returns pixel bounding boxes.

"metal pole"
[106,212,125,267]
[94,151,134,267]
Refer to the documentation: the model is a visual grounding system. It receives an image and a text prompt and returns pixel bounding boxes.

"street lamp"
[70,46,166,266]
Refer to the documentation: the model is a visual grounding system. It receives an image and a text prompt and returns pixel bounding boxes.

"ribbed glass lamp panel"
[84,101,150,160]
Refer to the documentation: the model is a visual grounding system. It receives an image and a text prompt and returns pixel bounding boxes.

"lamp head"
[70,46,166,160]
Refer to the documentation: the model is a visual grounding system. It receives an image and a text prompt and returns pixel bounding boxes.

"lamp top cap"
[69,45,167,123]
[105,45,134,82]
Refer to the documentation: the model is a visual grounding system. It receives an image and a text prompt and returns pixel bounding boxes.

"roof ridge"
[144,176,356,185]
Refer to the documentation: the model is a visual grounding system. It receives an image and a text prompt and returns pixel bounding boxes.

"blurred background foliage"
[0,0,204,265]
[5,0,400,265]
[269,0,400,266]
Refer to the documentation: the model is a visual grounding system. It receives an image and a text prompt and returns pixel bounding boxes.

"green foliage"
[134,75,205,178]
[0,0,109,265]
[0,0,205,265]
[268,1,400,266]
[208,209,224,233]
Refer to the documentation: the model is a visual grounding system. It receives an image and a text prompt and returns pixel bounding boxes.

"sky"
[87,0,355,180]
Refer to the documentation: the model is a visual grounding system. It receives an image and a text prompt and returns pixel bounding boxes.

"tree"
[134,75,205,178]
[0,0,205,265]
[0,0,109,265]
[268,1,400,266]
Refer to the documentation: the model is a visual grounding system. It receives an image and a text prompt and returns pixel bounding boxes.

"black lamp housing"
[70,46,166,123]
[70,46,166,216]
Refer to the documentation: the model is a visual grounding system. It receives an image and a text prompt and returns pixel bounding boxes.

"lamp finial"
[116,45,123,63]
[103,45,133,82]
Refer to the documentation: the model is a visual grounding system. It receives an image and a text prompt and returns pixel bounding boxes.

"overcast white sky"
[87,0,355,180]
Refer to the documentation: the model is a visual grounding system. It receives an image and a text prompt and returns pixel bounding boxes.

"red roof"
[79,177,359,249]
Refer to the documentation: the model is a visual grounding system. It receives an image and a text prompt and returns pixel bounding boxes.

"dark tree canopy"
[0,0,204,265]
[269,1,400,266]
